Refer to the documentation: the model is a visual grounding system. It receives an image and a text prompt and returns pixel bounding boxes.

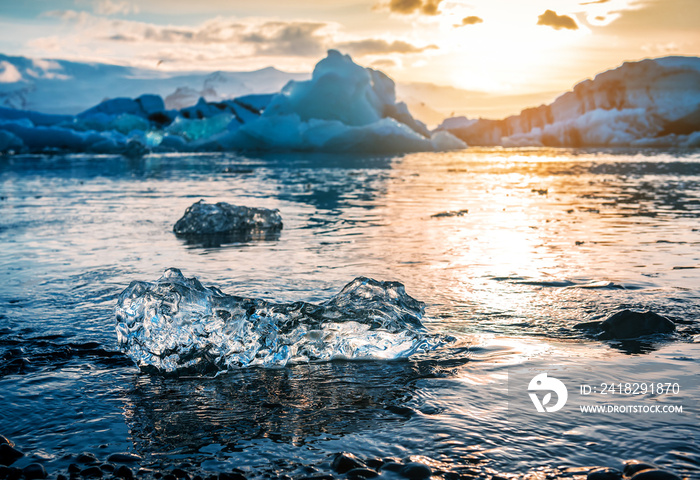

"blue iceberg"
[0,51,465,155]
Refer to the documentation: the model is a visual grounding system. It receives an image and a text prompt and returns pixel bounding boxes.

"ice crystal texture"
[115,268,444,373]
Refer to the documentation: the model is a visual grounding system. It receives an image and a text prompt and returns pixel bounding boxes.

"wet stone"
[22,463,47,480]
[106,454,141,464]
[0,437,12,447]
[629,470,681,480]
[69,465,82,474]
[399,463,432,480]
[77,453,98,465]
[80,466,103,477]
[380,463,404,473]
[57,475,68,480]
[346,468,378,479]
[365,459,384,470]
[218,473,246,480]
[99,464,115,473]
[162,473,177,480]
[587,467,622,480]
[171,468,190,479]
[331,453,365,474]
[0,444,23,466]
[114,466,133,479]
[623,461,658,477]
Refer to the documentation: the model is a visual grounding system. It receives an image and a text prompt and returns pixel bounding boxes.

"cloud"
[334,39,437,56]
[240,22,328,57]
[93,0,139,16]
[580,0,609,4]
[455,16,483,27]
[371,58,398,69]
[387,0,442,16]
[537,10,578,30]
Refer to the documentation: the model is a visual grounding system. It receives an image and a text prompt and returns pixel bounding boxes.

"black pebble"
[154,473,162,479]
[163,474,177,480]
[297,476,333,480]
[80,466,103,477]
[171,468,190,480]
[629,470,681,480]
[192,476,202,480]
[106,454,141,465]
[399,463,432,480]
[587,467,622,480]
[624,461,658,477]
[77,454,98,465]
[346,468,378,479]
[218,473,246,480]
[365,459,384,470]
[331,453,365,474]
[23,463,47,480]
[0,465,9,479]
[6,467,22,480]
[100,464,115,473]
[57,475,68,480]
[114,466,133,479]
[69,465,82,473]
[0,443,24,466]
[380,463,404,473]
[0,437,12,446]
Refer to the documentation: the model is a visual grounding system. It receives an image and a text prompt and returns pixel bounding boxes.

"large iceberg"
[115,268,447,373]
[438,56,700,148]
[0,51,465,155]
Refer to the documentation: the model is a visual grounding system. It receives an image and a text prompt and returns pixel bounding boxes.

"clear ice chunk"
[173,200,283,236]
[115,268,446,373]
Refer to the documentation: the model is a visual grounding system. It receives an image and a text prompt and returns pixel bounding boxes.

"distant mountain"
[0,54,309,114]
[437,56,700,148]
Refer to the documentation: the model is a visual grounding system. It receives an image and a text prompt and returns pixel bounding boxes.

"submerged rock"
[173,200,282,237]
[586,467,622,480]
[115,268,446,372]
[574,310,675,339]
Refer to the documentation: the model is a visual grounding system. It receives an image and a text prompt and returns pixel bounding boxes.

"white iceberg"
[439,56,700,148]
[0,50,465,154]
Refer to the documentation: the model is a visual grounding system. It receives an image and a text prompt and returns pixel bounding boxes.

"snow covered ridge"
[0,50,465,155]
[438,56,700,148]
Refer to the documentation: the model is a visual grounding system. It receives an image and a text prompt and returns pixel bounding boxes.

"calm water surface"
[1,149,699,478]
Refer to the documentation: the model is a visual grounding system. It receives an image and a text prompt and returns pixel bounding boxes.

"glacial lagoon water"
[1,149,699,478]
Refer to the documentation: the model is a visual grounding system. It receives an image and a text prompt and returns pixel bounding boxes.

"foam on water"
[115,268,447,373]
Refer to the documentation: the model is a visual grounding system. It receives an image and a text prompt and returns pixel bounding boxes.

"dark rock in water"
[399,463,432,480]
[162,474,177,480]
[76,453,98,464]
[171,468,190,480]
[365,459,384,470]
[5,467,22,480]
[218,472,246,480]
[0,436,12,447]
[57,475,68,480]
[80,466,103,477]
[587,467,622,480]
[380,463,404,473]
[106,454,141,464]
[629,470,681,480]
[173,200,282,236]
[431,209,469,218]
[574,310,675,339]
[623,461,658,477]
[0,443,23,466]
[331,453,365,474]
[346,468,378,479]
[68,464,82,473]
[23,463,47,480]
[114,466,133,479]
[99,464,115,473]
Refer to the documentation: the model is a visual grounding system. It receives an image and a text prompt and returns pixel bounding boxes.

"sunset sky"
[0,0,698,94]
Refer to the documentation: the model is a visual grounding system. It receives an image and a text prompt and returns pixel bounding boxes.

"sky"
[0,0,698,95]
